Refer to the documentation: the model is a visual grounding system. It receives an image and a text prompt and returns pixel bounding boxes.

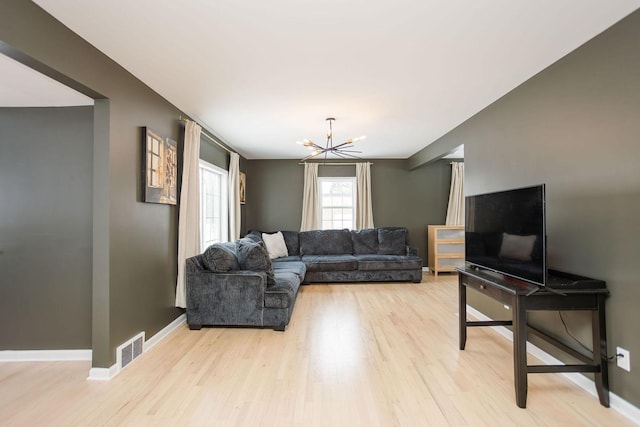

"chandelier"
[297,117,366,162]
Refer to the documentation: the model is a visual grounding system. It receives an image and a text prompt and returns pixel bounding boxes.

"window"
[318,177,355,230]
[199,160,228,251]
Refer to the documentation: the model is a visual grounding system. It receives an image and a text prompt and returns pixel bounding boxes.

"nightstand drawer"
[463,275,505,302]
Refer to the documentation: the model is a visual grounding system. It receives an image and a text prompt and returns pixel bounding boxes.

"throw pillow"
[262,231,289,259]
[236,239,276,286]
[244,230,263,243]
[378,228,406,255]
[498,233,537,261]
[202,243,239,272]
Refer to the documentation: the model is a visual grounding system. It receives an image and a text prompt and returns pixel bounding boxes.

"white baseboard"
[422,267,430,272]
[87,313,186,381]
[0,314,186,383]
[144,313,186,352]
[87,364,119,381]
[466,306,640,426]
[0,349,91,362]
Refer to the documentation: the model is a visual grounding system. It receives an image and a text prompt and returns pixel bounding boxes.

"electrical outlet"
[617,347,631,372]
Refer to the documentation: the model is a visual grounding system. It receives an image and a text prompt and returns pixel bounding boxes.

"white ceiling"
[0,53,93,107]
[32,0,640,159]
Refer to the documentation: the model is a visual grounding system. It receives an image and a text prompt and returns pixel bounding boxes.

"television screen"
[465,185,546,286]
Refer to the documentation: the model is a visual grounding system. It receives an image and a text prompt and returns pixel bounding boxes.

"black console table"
[457,267,609,408]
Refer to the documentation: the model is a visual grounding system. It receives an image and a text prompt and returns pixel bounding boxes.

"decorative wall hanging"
[143,127,177,205]
[239,171,246,204]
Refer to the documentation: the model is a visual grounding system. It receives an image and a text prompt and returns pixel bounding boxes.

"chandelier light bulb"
[297,117,365,162]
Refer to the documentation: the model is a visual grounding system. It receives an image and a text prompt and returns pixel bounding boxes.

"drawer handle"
[480,284,487,290]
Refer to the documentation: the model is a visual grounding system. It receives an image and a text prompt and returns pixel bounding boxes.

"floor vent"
[116,332,145,371]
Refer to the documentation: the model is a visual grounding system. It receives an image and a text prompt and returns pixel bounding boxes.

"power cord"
[558,312,622,362]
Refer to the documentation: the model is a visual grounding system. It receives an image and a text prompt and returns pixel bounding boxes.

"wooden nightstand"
[427,225,464,276]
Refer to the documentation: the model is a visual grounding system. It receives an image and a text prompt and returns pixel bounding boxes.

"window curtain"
[355,162,374,229]
[445,162,465,225]
[228,152,241,240]
[176,120,202,308]
[300,162,319,231]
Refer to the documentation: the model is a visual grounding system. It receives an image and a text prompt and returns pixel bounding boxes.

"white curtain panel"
[445,162,465,226]
[228,152,241,240]
[175,120,201,308]
[300,162,319,231]
[355,162,374,229]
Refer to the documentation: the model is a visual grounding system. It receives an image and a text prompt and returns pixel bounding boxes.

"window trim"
[318,176,356,230]
[199,159,229,251]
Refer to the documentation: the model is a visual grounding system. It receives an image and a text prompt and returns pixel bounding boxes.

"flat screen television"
[465,184,546,286]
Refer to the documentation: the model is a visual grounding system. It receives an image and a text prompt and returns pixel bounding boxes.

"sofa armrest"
[406,245,419,257]
[186,270,267,305]
[185,269,267,327]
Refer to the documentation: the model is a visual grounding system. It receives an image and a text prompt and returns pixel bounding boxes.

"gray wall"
[245,159,457,258]
[1,1,184,367]
[410,9,640,407]
[200,137,229,170]
[0,107,93,349]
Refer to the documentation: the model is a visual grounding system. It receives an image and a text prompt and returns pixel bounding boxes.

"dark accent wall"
[0,107,93,350]
[244,159,456,258]
[244,160,305,233]
[1,1,184,367]
[200,137,229,170]
[371,160,456,258]
[409,9,640,407]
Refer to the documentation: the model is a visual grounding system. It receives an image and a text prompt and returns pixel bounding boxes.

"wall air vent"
[116,332,145,371]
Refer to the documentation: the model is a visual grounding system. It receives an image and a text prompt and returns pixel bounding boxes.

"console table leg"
[513,295,528,408]
[593,295,610,407]
[459,277,467,350]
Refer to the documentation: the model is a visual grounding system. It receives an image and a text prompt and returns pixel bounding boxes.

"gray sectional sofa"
[185,227,423,331]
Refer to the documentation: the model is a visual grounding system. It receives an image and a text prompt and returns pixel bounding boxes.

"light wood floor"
[0,273,634,426]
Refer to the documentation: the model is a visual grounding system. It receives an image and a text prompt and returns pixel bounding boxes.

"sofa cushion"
[236,239,276,286]
[272,255,302,263]
[302,254,358,272]
[378,228,407,255]
[272,261,307,281]
[300,229,353,255]
[280,231,300,256]
[351,229,378,254]
[262,231,289,259]
[264,272,300,308]
[355,254,423,271]
[202,242,239,272]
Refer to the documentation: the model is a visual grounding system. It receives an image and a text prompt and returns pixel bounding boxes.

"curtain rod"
[179,116,234,154]
[298,162,373,166]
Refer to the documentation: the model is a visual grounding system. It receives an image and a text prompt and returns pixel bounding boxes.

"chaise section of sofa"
[185,239,303,331]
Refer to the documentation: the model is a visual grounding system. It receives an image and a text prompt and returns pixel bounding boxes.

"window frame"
[318,176,356,230]
[199,159,229,251]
